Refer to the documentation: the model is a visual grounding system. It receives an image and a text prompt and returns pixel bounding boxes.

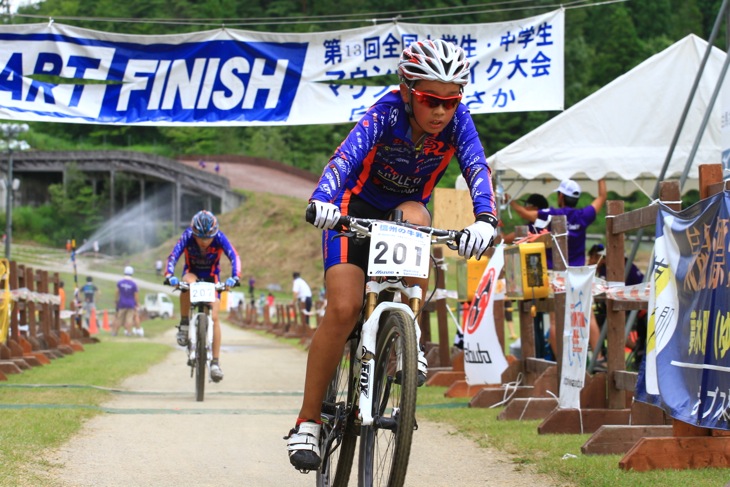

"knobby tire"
[317,336,359,487]
[195,313,207,402]
[358,310,418,487]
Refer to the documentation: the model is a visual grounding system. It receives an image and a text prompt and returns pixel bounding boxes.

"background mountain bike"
[173,280,227,402]
[309,209,462,487]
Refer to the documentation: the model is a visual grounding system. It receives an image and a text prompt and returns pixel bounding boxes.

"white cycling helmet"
[124,266,134,276]
[398,39,470,86]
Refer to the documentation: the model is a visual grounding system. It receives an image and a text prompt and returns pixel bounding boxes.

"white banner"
[463,245,509,385]
[558,265,595,409]
[0,10,564,126]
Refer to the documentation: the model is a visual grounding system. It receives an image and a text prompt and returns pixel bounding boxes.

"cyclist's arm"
[219,232,241,278]
[165,230,191,277]
[453,109,496,218]
[309,104,387,203]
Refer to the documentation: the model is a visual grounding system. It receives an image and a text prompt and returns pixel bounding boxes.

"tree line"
[1,0,723,244]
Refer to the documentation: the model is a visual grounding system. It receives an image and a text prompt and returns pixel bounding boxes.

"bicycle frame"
[188,304,213,364]
[358,279,422,427]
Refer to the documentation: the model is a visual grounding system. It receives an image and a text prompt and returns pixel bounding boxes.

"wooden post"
[605,199,626,410]
[551,215,567,395]
[433,246,451,367]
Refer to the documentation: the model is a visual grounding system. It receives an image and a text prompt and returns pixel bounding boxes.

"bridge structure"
[0,150,243,254]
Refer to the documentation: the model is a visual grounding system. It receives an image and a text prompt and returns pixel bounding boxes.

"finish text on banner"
[0,10,564,125]
[463,245,509,385]
[636,192,730,430]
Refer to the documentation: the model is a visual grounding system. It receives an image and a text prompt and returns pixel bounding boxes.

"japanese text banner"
[636,192,730,430]
[0,10,564,126]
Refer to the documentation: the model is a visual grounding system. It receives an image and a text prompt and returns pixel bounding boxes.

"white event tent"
[458,34,726,198]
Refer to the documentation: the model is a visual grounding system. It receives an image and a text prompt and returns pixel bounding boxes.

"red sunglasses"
[410,89,462,110]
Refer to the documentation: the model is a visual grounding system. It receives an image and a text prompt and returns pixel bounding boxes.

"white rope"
[549,232,569,269]
[518,396,533,421]
[489,372,523,409]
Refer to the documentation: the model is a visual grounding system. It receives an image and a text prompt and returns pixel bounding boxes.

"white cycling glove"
[459,219,496,260]
[309,201,341,230]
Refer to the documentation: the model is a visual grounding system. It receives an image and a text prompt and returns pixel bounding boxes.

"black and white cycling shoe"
[210,363,224,382]
[176,318,189,347]
[285,422,321,472]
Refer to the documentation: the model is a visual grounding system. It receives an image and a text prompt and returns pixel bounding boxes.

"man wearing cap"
[113,266,141,337]
[511,179,607,267]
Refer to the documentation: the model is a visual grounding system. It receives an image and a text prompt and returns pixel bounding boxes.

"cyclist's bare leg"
[297,263,365,422]
[180,272,197,319]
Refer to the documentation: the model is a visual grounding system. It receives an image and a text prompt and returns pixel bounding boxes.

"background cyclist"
[286,39,497,472]
[164,210,241,383]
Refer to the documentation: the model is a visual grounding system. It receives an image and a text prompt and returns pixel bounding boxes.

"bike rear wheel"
[195,314,207,402]
[317,335,359,487]
[358,309,418,487]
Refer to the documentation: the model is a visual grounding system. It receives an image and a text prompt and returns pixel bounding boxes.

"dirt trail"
[39,323,559,487]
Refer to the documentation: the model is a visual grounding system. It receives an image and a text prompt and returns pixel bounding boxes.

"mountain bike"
[309,209,462,487]
[174,280,227,402]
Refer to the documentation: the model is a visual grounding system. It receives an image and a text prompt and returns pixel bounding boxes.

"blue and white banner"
[558,265,595,409]
[0,10,564,126]
[463,245,509,385]
[636,192,730,430]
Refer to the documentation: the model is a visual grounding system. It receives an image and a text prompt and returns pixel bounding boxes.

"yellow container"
[456,256,489,302]
[504,242,549,300]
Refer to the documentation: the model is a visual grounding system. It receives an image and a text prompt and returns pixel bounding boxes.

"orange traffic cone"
[88,308,98,334]
[102,309,110,331]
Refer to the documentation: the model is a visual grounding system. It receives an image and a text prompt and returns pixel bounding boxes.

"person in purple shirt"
[286,38,498,472]
[113,266,140,337]
[164,210,241,383]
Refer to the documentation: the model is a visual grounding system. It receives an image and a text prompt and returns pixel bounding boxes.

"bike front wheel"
[317,335,359,487]
[195,314,207,402]
[358,309,418,487]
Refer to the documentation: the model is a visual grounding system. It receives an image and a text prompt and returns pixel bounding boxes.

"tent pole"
[680,46,730,189]
[651,0,729,199]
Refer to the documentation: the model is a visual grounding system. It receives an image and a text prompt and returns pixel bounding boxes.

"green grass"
[0,332,172,486]
[416,387,730,487]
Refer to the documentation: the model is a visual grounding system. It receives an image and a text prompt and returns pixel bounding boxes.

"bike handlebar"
[305,204,463,249]
[169,281,229,293]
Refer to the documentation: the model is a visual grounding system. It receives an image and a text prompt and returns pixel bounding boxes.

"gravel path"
[39,323,559,487]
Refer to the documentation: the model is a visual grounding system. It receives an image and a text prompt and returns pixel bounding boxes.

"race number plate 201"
[190,282,216,303]
[367,222,431,278]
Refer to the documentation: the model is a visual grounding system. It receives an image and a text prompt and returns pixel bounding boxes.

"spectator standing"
[58,280,66,312]
[113,266,141,337]
[248,275,256,307]
[292,272,312,326]
[155,259,163,276]
[79,276,99,330]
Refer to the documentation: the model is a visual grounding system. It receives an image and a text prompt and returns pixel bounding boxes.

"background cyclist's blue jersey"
[309,90,496,217]
[165,228,241,281]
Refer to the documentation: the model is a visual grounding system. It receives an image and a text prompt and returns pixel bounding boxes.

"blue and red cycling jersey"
[165,228,241,282]
[309,90,496,218]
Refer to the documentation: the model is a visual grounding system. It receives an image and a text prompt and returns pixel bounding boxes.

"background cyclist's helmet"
[398,39,470,87]
[191,210,219,238]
